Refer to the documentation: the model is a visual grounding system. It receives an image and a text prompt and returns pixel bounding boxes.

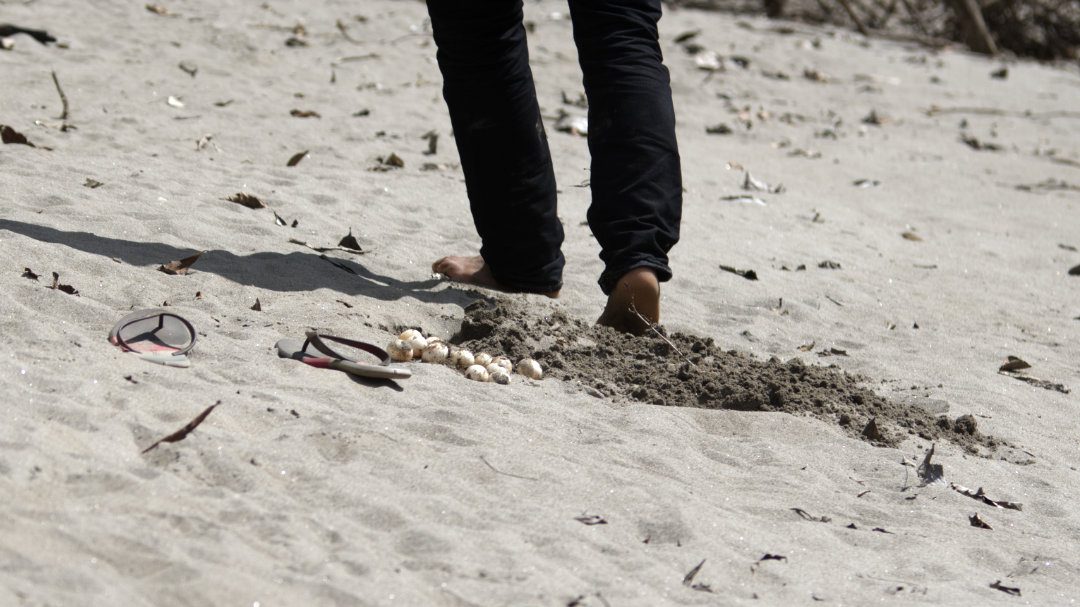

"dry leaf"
[337,229,363,252]
[226,193,266,209]
[290,109,320,118]
[383,153,404,167]
[273,211,288,227]
[818,260,842,269]
[969,513,992,529]
[743,171,784,194]
[706,123,732,135]
[422,130,438,155]
[21,268,39,280]
[989,581,1020,596]
[48,271,79,296]
[214,99,234,107]
[286,150,309,167]
[145,3,169,15]
[999,356,1031,373]
[178,61,197,77]
[83,178,104,188]
[797,341,815,352]
[289,238,365,256]
[950,483,1023,511]
[719,194,767,206]
[1,124,35,147]
[791,508,831,523]
[901,231,923,241]
[251,298,262,311]
[158,251,205,275]
[574,515,607,525]
[142,401,220,454]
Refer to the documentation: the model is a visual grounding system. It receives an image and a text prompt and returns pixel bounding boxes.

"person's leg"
[568,0,682,333]
[426,0,564,296]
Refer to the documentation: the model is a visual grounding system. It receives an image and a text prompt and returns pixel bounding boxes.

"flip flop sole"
[276,338,412,380]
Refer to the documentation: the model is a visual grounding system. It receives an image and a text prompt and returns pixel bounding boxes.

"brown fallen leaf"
[213,99,234,107]
[901,231,923,241]
[158,250,205,275]
[383,152,404,168]
[226,192,266,209]
[818,260,842,269]
[989,580,1020,596]
[251,298,262,311]
[83,178,104,188]
[422,130,438,155]
[48,272,79,296]
[22,268,39,280]
[194,291,203,300]
[719,264,758,280]
[797,341,815,352]
[1,124,35,146]
[141,401,220,454]
[682,559,706,586]
[290,109,320,118]
[286,150,309,167]
[818,347,848,357]
[998,356,1031,373]
[289,238,365,256]
[145,3,169,15]
[1069,264,1080,276]
[791,508,831,523]
[861,417,883,441]
[999,371,1070,394]
[273,211,288,227]
[969,513,992,530]
[338,228,363,252]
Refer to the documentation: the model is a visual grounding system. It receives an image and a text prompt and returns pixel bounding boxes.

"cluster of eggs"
[387,329,543,384]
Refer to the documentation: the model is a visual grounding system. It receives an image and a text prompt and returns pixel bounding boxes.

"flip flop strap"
[304,331,390,365]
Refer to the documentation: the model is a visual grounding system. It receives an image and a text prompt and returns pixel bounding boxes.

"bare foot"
[596,267,660,335]
[432,255,559,298]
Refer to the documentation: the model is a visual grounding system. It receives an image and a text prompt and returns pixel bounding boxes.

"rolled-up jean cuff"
[486,260,563,294]
[598,260,672,295]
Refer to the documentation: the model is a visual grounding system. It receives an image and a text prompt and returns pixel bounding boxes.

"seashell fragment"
[421,342,449,364]
[450,349,474,369]
[491,369,511,385]
[474,352,493,367]
[517,358,543,380]
[387,339,413,362]
[465,364,490,382]
[491,356,513,374]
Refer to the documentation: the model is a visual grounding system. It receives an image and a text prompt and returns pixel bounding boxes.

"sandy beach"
[2,0,1079,604]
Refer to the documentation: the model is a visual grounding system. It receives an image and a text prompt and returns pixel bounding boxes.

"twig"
[51,70,69,122]
[899,0,930,36]
[141,401,220,454]
[479,455,538,481]
[628,301,696,366]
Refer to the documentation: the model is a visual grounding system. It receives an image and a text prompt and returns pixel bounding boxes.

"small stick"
[142,401,220,454]
[51,70,69,121]
[479,455,537,481]
[628,301,696,366]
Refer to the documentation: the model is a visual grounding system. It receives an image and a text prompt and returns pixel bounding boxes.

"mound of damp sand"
[452,299,1002,453]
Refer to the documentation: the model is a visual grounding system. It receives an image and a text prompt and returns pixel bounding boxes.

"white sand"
[2,0,1079,604]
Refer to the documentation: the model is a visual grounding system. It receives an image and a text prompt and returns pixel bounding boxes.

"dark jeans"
[426,0,682,295]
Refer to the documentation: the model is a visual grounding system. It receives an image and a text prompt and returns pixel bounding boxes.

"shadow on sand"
[0,219,485,309]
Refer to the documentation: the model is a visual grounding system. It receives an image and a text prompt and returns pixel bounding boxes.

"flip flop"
[108,308,196,368]
[276,331,412,381]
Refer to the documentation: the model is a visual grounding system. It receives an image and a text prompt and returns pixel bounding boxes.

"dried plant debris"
[226,192,266,209]
[998,357,1070,393]
[337,229,363,252]
[853,179,881,188]
[145,3,170,15]
[48,272,79,296]
[250,298,262,312]
[178,61,198,77]
[290,109,320,118]
[286,150,309,167]
[969,513,993,529]
[1070,264,1080,276]
[706,123,732,135]
[574,515,607,526]
[83,178,104,189]
[901,231,923,241]
[818,347,849,357]
[720,195,766,206]
[166,95,185,108]
[22,268,40,280]
[141,401,220,454]
[158,251,204,275]
[818,260,842,269]
[961,135,1003,151]
[918,443,945,484]
[422,130,438,155]
[289,238,365,255]
[1,124,35,146]
[320,255,357,275]
[1015,179,1080,193]
[951,484,1023,511]
[718,264,758,280]
[862,110,889,126]
[682,559,712,592]
[743,171,784,193]
[759,554,787,562]
[792,508,831,523]
[370,153,404,171]
[989,580,1021,596]
[0,24,56,45]
[452,299,1003,451]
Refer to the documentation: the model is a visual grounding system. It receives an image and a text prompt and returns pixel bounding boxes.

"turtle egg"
[517,358,543,379]
[491,369,511,385]
[492,356,513,374]
[474,352,493,367]
[398,331,427,357]
[485,362,504,376]
[421,342,449,364]
[450,349,474,369]
[465,364,490,382]
[387,339,414,362]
